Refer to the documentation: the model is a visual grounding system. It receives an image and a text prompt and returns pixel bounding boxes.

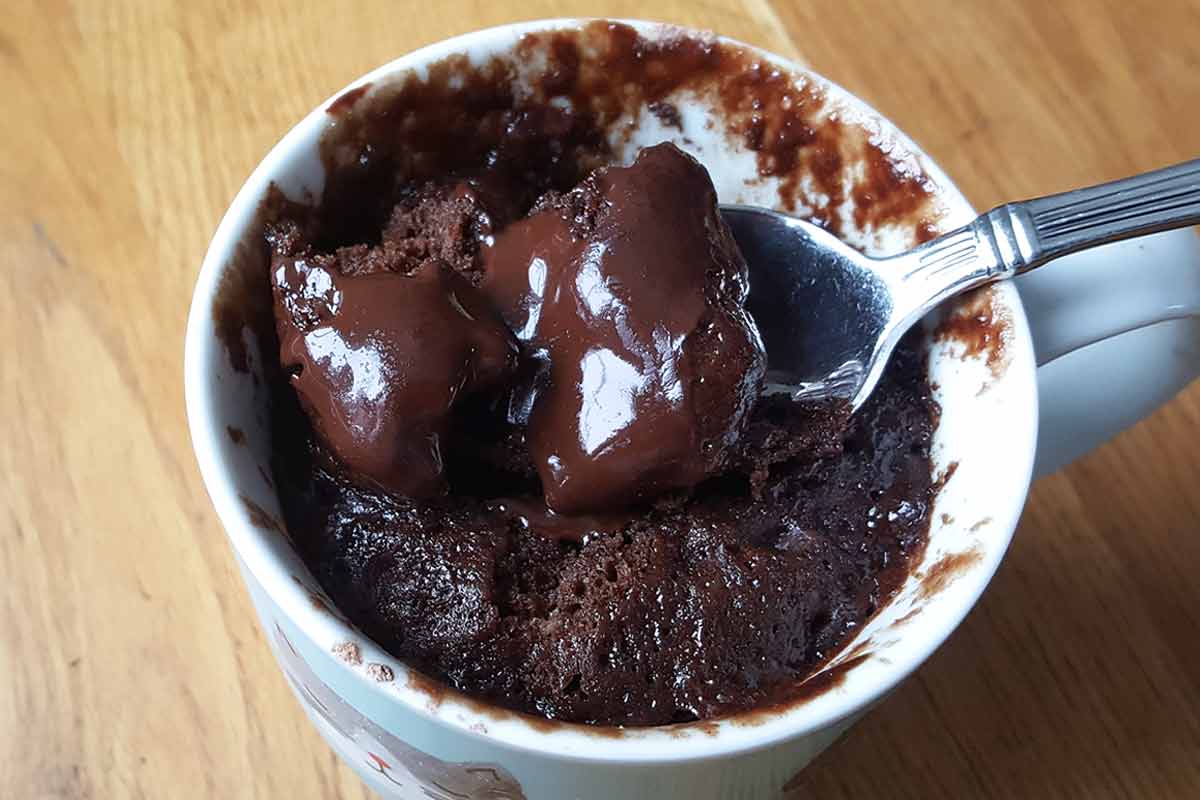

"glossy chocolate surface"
[483,144,765,513]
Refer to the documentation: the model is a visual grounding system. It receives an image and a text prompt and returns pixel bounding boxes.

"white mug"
[184,19,1200,800]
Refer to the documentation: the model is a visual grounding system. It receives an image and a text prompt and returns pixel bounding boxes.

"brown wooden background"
[3,1,1199,797]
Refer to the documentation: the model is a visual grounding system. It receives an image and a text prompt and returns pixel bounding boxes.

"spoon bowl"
[724,206,897,408]
[723,156,1200,409]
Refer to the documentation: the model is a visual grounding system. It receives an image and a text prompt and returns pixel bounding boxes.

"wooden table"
[3,1,1198,797]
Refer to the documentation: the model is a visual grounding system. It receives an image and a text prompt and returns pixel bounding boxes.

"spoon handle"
[1005,156,1200,271]
[896,158,1200,310]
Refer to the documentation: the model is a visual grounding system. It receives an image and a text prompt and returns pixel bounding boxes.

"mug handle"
[1017,227,1200,478]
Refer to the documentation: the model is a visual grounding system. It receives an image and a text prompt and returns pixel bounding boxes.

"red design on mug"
[271,618,526,799]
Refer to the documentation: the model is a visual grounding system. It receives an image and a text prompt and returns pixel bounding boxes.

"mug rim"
[184,17,1038,763]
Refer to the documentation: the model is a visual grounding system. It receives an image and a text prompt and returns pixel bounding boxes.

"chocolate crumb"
[366,662,395,682]
[332,641,363,665]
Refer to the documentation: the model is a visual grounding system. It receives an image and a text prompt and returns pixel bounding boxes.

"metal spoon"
[722,158,1200,410]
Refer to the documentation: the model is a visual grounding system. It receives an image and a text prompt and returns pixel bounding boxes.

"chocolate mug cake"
[263,22,938,727]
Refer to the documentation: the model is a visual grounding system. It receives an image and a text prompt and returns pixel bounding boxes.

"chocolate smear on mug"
[212,239,269,373]
[935,286,1012,382]
[293,576,350,623]
[213,187,307,374]
[852,144,938,239]
[326,82,372,116]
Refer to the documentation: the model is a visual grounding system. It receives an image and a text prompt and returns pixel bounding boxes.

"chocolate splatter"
[647,100,683,129]
[916,547,983,600]
[931,461,959,496]
[935,287,1011,381]
[239,493,285,536]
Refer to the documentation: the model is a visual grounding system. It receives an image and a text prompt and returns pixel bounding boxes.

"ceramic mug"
[184,19,1200,800]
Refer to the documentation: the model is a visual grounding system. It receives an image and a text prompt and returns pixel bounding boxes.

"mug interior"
[184,18,1037,762]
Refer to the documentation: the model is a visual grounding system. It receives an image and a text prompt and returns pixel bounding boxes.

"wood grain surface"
[3,1,1199,797]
